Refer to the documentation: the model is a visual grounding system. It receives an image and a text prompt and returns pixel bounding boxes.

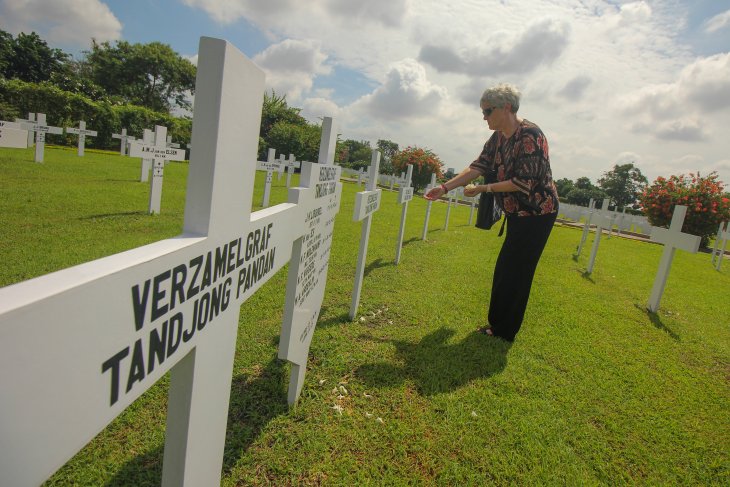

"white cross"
[711,221,728,268]
[395,164,414,264]
[166,135,181,148]
[443,186,456,231]
[282,153,301,188]
[130,125,186,214]
[714,222,729,271]
[112,128,133,156]
[278,116,342,404]
[256,148,284,207]
[422,173,437,240]
[0,38,337,485]
[65,121,98,157]
[350,150,382,319]
[23,113,63,163]
[135,128,155,182]
[586,206,614,275]
[647,205,701,312]
[575,199,595,258]
[15,112,36,146]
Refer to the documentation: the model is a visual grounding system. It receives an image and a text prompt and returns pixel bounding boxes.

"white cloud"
[353,59,448,120]
[326,0,408,27]
[419,18,571,77]
[301,97,340,121]
[704,9,730,33]
[0,0,122,48]
[180,0,296,25]
[253,39,332,101]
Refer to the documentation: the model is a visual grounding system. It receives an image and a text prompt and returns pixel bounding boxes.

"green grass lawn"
[1,147,728,486]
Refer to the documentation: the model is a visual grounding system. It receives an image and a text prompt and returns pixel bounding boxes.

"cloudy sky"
[2,0,729,185]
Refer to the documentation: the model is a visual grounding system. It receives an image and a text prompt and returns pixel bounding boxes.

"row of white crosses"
[65,121,98,156]
[576,198,702,312]
[0,37,343,486]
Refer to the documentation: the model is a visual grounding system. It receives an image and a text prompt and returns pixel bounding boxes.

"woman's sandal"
[476,326,494,336]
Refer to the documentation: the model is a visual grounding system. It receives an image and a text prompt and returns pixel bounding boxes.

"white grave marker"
[395,164,414,264]
[0,120,28,148]
[586,205,614,275]
[284,153,301,188]
[137,128,154,182]
[444,189,455,231]
[66,120,98,156]
[575,199,595,258]
[166,135,181,149]
[647,205,701,312]
[714,223,729,271]
[256,148,284,208]
[26,113,63,163]
[468,193,477,226]
[112,128,133,156]
[422,173,437,240]
[711,222,728,268]
[0,36,339,487]
[350,150,382,319]
[15,112,36,146]
[278,116,342,404]
[130,125,186,214]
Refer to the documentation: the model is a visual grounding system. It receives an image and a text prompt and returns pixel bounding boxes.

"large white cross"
[395,164,414,264]
[65,120,98,157]
[130,125,186,214]
[647,205,700,312]
[24,113,63,163]
[278,116,342,404]
[0,37,337,486]
[350,150,382,319]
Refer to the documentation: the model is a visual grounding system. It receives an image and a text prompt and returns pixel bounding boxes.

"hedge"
[0,78,191,150]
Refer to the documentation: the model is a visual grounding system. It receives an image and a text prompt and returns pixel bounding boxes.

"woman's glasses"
[482,106,499,117]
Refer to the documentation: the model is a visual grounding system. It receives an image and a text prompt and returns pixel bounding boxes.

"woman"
[425,83,558,341]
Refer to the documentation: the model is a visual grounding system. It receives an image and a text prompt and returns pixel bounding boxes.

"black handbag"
[475,171,503,231]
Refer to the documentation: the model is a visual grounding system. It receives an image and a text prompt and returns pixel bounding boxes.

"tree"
[565,176,607,206]
[260,90,307,143]
[391,146,444,193]
[598,163,648,208]
[0,31,70,83]
[265,121,321,163]
[639,172,730,247]
[554,178,574,198]
[376,139,399,175]
[340,139,372,169]
[84,40,196,112]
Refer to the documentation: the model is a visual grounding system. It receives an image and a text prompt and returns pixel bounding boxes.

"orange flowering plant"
[639,172,730,247]
[391,146,444,193]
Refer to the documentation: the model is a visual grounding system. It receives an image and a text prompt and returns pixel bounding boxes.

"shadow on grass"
[364,257,393,278]
[81,211,147,220]
[355,327,512,396]
[106,358,289,486]
[401,236,420,248]
[578,270,595,283]
[634,304,680,341]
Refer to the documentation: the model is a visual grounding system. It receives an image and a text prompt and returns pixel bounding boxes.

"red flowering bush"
[639,172,730,247]
[391,146,444,193]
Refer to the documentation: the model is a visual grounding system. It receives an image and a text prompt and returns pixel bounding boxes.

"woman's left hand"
[463,184,481,197]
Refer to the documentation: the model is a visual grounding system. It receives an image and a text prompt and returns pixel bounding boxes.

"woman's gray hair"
[480,83,521,113]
